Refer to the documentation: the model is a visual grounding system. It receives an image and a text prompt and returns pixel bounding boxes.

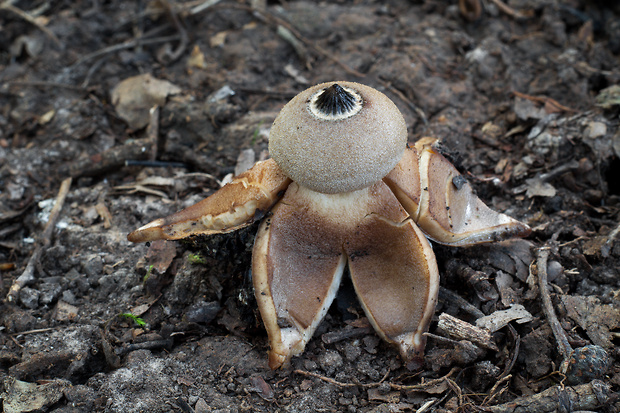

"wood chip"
[437,313,498,351]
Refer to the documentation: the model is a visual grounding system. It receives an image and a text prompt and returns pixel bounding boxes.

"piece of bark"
[483,379,611,413]
[437,313,498,351]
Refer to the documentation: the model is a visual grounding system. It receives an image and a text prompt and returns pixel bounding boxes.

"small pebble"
[185,301,221,324]
[19,287,40,309]
[318,350,343,375]
[585,121,607,139]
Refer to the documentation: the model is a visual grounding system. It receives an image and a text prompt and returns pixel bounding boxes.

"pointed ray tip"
[127,218,166,243]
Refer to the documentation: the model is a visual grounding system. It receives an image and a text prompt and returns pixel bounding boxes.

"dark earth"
[1,0,620,412]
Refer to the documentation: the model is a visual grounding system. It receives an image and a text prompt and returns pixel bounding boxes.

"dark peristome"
[314,84,357,116]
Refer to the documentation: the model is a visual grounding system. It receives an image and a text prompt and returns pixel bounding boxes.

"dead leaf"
[561,295,620,349]
[130,303,152,317]
[476,304,534,333]
[514,97,547,121]
[495,271,521,306]
[187,45,207,69]
[95,202,113,228]
[582,236,608,257]
[10,34,45,57]
[111,74,181,129]
[250,376,274,400]
[210,31,228,48]
[54,300,79,322]
[488,239,533,282]
[367,387,401,403]
[584,121,607,139]
[176,376,196,387]
[525,177,557,198]
[38,109,55,125]
[146,240,177,274]
[595,85,620,109]
[2,377,70,413]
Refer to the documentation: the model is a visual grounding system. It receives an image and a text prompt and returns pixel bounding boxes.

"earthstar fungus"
[128,81,531,369]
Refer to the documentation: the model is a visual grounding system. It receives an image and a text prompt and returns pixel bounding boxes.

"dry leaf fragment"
[495,271,521,306]
[145,239,177,275]
[595,85,620,109]
[38,109,55,125]
[487,239,533,282]
[111,74,181,129]
[476,304,534,333]
[367,387,401,403]
[9,34,45,57]
[525,178,557,198]
[612,130,620,158]
[187,45,207,69]
[95,202,113,229]
[2,377,70,413]
[250,376,274,400]
[210,31,228,48]
[561,295,620,349]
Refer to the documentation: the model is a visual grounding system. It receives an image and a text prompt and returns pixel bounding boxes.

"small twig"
[59,138,156,178]
[146,106,160,161]
[0,1,62,47]
[511,160,580,195]
[498,324,520,380]
[458,0,482,21]
[424,332,460,345]
[7,178,72,302]
[483,380,611,413]
[488,0,532,20]
[293,369,363,388]
[601,217,620,257]
[437,313,498,351]
[378,79,429,127]
[11,327,58,337]
[70,34,180,68]
[293,367,458,391]
[81,57,108,88]
[197,3,364,78]
[254,6,364,77]
[115,338,174,356]
[189,0,223,15]
[439,286,485,319]
[321,326,373,345]
[536,247,573,374]
[390,368,458,391]
[512,90,576,113]
[276,25,311,70]
[158,0,189,64]
[4,81,85,92]
[482,374,512,406]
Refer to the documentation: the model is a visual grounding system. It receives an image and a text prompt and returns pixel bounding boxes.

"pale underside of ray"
[384,141,531,246]
[252,181,438,369]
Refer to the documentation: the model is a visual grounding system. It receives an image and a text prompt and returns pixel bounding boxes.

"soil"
[1,1,620,412]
